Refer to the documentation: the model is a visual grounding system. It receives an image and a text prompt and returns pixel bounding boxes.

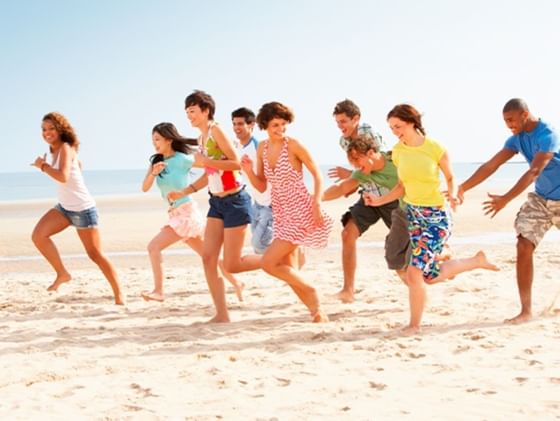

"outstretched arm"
[458,148,516,202]
[482,151,554,217]
[322,177,360,201]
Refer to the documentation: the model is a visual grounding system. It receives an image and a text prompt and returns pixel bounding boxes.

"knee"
[223,259,241,273]
[261,255,277,275]
[86,248,104,263]
[147,240,161,255]
[516,236,535,256]
[202,251,219,269]
[341,226,358,244]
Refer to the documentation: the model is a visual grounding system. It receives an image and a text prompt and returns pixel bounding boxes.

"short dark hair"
[503,98,528,113]
[333,99,361,118]
[184,90,215,120]
[387,104,425,136]
[346,134,378,157]
[231,107,256,124]
[256,102,294,130]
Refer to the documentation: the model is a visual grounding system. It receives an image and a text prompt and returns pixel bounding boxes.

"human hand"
[482,193,508,218]
[31,153,47,170]
[456,184,466,205]
[328,166,352,181]
[363,191,382,207]
[311,201,325,226]
[167,189,185,202]
[240,154,253,172]
[151,161,166,176]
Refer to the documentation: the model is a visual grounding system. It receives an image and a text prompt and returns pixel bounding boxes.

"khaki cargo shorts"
[515,192,560,246]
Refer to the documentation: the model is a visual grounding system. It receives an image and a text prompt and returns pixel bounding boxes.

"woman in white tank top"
[30,112,125,305]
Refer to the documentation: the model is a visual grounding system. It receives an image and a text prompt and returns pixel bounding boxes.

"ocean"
[0,162,529,203]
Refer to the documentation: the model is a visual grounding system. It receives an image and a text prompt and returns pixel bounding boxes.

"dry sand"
[1,188,559,419]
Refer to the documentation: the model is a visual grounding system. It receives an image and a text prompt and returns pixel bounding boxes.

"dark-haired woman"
[364,104,499,334]
[141,122,244,303]
[31,112,125,304]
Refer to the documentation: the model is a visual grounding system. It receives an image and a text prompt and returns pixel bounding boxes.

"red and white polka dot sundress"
[263,137,333,248]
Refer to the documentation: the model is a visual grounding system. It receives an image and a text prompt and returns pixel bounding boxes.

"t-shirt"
[156,152,195,208]
[339,123,385,152]
[504,120,560,200]
[351,152,399,196]
[240,136,271,206]
[392,137,446,207]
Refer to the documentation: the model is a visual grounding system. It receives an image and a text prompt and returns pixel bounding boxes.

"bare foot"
[401,325,421,336]
[311,310,329,323]
[232,281,245,302]
[208,314,230,323]
[505,312,532,324]
[47,273,72,292]
[475,251,500,271]
[141,291,164,302]
[334,289,355,304]
[114,294,126,306]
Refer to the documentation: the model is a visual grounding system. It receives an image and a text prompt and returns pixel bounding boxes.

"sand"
[1,187,559,419]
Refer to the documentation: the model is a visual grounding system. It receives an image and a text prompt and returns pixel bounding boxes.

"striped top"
[263,137,333,248]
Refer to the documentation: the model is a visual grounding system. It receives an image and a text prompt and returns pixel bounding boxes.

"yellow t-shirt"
[392,137,446,207]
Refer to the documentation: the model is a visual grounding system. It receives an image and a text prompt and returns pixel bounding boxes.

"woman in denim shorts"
[168,91,261,323]
[31,112,124,305]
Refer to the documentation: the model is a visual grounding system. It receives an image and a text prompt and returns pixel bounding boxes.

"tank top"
[52,148,96,211]
[200,122,243,194]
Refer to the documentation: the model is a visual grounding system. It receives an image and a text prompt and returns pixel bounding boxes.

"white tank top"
[53,149,96,211]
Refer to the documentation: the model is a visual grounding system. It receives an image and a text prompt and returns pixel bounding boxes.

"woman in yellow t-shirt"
[364,104,499,334]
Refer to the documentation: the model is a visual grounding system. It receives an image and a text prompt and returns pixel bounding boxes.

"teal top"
[156,152,195,208]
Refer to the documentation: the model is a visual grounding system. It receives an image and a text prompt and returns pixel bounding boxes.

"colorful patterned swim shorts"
[406,204,451,281]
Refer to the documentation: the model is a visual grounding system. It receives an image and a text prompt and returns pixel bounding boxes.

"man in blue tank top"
[458,98,560,323]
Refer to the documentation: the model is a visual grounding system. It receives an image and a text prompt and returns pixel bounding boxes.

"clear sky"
[2,0,559,173]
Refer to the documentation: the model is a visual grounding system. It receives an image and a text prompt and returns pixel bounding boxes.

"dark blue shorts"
[207,187,252,228]
[55,204,99,229]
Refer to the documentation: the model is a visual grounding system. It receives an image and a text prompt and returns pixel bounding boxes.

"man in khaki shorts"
[458,98,560,323]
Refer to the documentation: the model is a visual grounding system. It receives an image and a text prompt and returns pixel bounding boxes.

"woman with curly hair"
[31,112,125,305]
[241,102,333,322]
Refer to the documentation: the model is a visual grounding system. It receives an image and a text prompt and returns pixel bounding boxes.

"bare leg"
[222,225,261,274]
[31,208,72,291]
[143,226,181,302]
[262,239,328,322]
[77,228,125,305]
[337,219,360,303]
[186,236,245,302]
[201,218,229,322]
[396,268,407,284]
[506,236,535,324]
[427,250,499,285]
[403,266,426,334]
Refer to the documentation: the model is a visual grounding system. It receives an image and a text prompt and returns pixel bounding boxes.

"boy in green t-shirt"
[323,135,410,303]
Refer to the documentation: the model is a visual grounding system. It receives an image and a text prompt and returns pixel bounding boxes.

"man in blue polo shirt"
[458,98,560,323]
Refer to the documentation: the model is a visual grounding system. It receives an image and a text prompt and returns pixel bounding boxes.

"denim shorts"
[207,187,252,228]
[55,204,99,229]
[250,202,273,254]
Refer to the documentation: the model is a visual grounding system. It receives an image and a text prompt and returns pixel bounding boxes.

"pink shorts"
[165,201,205,240]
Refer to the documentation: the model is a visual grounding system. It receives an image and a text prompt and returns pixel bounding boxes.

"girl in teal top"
[141,122,244,303]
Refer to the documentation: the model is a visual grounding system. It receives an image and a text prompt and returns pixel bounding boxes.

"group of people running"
[31,92,560,333]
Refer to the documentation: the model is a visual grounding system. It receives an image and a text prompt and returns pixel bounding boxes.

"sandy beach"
[1,187,559,419]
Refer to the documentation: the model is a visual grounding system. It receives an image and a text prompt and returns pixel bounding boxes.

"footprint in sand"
[369,381,387,390]
[514,377,528,384]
